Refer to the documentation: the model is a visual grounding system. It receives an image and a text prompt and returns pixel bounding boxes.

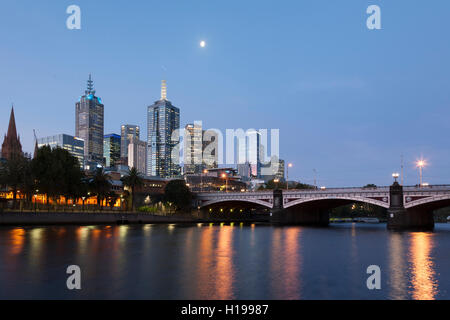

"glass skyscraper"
[75,74,104,168]
[120,124,140,162]
[37,134,85,167]
[103,134,121,168]
[147,80,180,178]
[184,122,203,174]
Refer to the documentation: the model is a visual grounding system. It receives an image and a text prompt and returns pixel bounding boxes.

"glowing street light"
[221,173,228,192]
[286,163,293,190]
[392,172,400,183]
[416,160,427,186]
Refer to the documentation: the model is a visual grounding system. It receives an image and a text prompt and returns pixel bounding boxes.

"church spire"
[7,105,17,140]
[1,105,23,160]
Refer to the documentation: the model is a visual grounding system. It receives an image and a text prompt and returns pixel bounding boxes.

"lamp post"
[201,169,208,193]
[392,172,400,183]
[286,163,293,190]
[34,189,39,213]
[416,160,426,186]
[221,173,228,193]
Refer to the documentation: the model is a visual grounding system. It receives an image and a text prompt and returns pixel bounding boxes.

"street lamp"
[392,173,400,183]
[286,163,293,190]
[416,160,426,186]
[201,169,208,193]
[221,173,228,193]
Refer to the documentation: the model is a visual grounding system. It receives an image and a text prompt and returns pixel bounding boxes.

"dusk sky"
[1,1,449,187]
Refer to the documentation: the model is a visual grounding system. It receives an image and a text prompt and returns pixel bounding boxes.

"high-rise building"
[120,125,140,163]
[261,157,285,182]
[128,139,147,175]
[147,80,180,178]
[184,122,203,174]
[103,134,121,168]
[202,129,219,169]
[75,74,104,168]
[37,134,84,167]
[235,130,262,178]
[1,106,23,161]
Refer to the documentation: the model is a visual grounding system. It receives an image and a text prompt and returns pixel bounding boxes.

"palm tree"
[89,168,111,210]
[121,167,144,212]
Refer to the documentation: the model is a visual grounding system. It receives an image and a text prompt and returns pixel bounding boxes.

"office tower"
[261,157,285,183]
[237,161,252,181]
[128,139,147,175]
[202,129,219,169]
[1,106,23,161]
[235,130,262,178]
[147,80,180,177]
[75,74,104,168]
[37,134,85,167]
[103,134,121,168]
[184,122,203,174]
[120,124,140,163]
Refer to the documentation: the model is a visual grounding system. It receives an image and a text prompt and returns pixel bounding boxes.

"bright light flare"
[200,40,206,48]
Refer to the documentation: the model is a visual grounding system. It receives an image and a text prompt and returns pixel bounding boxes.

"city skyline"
[1,1,450,186]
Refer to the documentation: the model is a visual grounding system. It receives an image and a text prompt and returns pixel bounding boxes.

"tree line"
[0,146,193,212]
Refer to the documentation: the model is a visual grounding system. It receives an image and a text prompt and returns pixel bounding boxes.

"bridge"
[196,183,450,230]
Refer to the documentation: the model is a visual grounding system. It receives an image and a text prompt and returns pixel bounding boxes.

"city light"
[392,172,400,182]
[416,159,427,186]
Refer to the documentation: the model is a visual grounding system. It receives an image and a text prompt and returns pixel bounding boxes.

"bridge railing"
[195,185,450,196]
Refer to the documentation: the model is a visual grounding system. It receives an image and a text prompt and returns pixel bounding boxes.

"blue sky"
[1,1,449,187]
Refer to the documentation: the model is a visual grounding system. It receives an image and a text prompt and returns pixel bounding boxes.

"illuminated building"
[37,134,85,167]
[120,124,140,163]
[103,134,121,168]
[75,74,104,168]
[147,80,180,178]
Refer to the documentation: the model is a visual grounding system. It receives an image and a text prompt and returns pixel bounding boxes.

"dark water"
[0,222,450,300]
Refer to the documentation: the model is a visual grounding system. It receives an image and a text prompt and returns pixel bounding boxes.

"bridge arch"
[284,196,390,209]
[200,198,273,209]
[405,195,450,210]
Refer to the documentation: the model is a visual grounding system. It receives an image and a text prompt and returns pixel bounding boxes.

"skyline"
[1,1,450,186]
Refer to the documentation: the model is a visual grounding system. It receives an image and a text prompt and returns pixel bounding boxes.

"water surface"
[0,223,449,299]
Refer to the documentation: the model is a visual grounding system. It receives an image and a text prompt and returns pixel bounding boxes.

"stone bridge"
[196,184,450,230]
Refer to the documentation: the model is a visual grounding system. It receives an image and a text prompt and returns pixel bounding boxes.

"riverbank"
[0,211,270,226]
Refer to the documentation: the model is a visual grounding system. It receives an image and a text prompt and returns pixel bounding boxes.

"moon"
[200,40,206,48]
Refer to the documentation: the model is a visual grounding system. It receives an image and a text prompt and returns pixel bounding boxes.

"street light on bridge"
[286,163,293,190]
[392,172,400,183]
[416,160,427,186]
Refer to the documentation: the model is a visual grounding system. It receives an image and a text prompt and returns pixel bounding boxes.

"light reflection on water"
[0,223,449,299]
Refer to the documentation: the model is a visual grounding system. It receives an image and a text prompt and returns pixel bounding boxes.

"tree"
[163,180,193,211]
[89,168,111,210]
[0,155,31,209]
[121,167,144,212]
[32,146,84,208]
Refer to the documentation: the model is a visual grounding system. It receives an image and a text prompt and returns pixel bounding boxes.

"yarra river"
[0,223,449,299]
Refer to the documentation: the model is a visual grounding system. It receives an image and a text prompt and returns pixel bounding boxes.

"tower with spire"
[147,80,180,177]
[75,74,104,169]
[1,106,23,160]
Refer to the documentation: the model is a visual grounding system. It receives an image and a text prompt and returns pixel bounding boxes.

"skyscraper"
[37,134,85,167]
[184,122,203,174]
[147,81,180,178]
[1,106,23,161]
[103,134,121,168]
[75,75,104,168]
[128,139,147,175]
[120,124,140,163]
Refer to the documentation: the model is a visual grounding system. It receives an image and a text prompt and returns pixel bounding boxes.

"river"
[0,223,449,299]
